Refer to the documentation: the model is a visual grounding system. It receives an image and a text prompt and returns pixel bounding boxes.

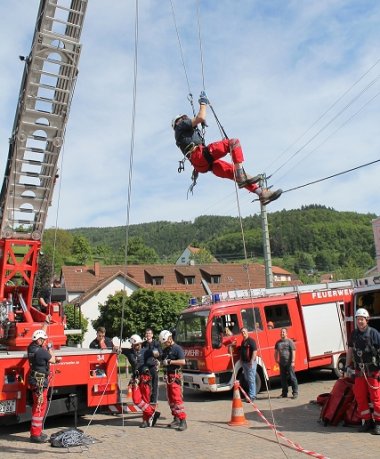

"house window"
[152,277,163,285]
[210,275,221,284]
[184,276,195,285]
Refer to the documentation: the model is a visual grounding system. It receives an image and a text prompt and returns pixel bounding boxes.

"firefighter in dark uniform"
[159,330,187,431]
[346,308,380,434]
[28,328,61,443]
[123,334,160,428]
[142,328,161,405]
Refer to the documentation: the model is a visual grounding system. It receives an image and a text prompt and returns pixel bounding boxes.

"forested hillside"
[66,205,377,280]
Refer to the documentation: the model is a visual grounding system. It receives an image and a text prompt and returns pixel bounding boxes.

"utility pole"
[261,201,274,288]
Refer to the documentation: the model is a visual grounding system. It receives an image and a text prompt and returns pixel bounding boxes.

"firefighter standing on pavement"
[123,334,160,428]
[142,328,161,405]
[159,330,188,431]
[346,308,380,435]
[28,320,61,443]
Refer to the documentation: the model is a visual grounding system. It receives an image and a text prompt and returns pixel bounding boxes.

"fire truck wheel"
[333,354,346,379]
[238,369,262,394]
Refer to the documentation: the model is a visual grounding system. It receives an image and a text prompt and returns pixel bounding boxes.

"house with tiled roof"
[62,261,294,346]
[175,245,218,265]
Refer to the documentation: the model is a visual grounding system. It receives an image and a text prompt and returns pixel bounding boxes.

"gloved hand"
[198,90,209,105]
[162,359,171,367]
[152,349,160,358]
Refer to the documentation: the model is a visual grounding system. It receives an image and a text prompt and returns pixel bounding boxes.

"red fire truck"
[175,281,354,393]
[0,1,120,424]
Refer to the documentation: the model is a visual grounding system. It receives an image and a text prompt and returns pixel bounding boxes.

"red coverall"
[131,374,155,422]
[165,373,186,421]
[353,370,380,422]
[349,326,380,423]
[189,138,259,192]
[30,387,48,437]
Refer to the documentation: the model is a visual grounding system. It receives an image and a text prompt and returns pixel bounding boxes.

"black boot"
[358,419,374,432]
[177,419,187,431]
[372,423,380,435]
[167,417,180,428]
[30,433,48,443]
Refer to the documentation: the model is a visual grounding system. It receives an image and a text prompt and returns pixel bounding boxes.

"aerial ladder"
[0,0,88,348]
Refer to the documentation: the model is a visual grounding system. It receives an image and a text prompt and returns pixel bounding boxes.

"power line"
[266,58,380,177]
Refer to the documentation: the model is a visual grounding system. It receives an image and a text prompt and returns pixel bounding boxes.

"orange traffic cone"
[228,381,249,426]
[126,384,133,401]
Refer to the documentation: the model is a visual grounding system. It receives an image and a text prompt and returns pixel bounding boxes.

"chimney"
[94,261,100,277]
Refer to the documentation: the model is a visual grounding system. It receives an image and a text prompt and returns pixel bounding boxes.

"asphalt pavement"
[0,370,378,459]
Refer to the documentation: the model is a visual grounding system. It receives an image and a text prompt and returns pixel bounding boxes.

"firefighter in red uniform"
[27,328,61,443]
[346,308,380,434]
[123,334,160,428]
[172,91,282,205]
[159,330,187,431]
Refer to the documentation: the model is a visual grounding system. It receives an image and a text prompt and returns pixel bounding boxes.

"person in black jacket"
[123,334,160,428]
[346,308,380,435]
[28,327,61,443]
[239,327,258,402]
[142,328,161,404]
[89,327,118,351]
[172,91,282,205]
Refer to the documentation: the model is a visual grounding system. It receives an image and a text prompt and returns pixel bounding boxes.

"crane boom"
[0,0,88,241]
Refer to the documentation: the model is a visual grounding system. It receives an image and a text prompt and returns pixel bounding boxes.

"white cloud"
[0,0,379,232]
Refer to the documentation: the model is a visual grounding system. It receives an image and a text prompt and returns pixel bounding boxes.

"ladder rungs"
[45,16,81,30]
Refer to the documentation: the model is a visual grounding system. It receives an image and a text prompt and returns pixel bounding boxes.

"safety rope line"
[196,0,206,91]
[280,158,380,195]
[239,385,330,459]
[82,0,140,431]
[169,0,193,100]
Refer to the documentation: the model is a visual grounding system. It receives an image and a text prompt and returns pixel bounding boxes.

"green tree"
[34,252,54,299]
[72,235,92,264]
[93,289,190,338]
[42,228,74,271]
[64,303,88,345]
[115,237,159,264]
[190,247,215,264]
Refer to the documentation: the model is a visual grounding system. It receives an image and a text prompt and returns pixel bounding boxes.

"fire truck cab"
[350,275,380,336]
[175,281,354,393]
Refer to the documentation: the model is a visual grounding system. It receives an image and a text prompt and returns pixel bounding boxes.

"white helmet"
[129,334,143,345]
[355,308,369,319]
[171,114,186,129]
[159,330,172,344]
[32,329,48,341]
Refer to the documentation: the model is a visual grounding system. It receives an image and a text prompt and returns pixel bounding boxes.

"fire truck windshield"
[175,310,209,345]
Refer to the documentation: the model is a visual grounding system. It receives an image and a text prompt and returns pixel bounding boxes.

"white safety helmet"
[355,308,369,319]
[171,114,186,129]
[129,334,143,345]
[159,330,172,345]
[32,329,48,341]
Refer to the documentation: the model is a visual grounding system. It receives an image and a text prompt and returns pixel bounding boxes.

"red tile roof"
[62,262,294,304]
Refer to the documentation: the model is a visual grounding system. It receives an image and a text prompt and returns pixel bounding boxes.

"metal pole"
[261,202,274,288]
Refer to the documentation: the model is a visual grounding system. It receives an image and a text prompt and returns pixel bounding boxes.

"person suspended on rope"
[172,90,282,205]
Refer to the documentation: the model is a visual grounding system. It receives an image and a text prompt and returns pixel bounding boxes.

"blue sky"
[0,0,379,229]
